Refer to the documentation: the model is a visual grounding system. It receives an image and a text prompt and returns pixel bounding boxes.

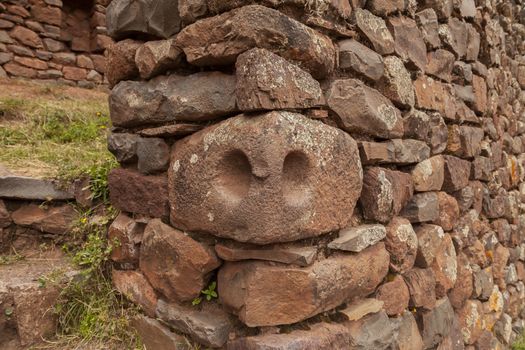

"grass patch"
[514,335,525,350]
[0,83,113,179]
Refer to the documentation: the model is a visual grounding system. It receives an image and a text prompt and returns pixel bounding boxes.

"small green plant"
[513,334,525,350]
[84,158,118,204]
[192,281,218,306]
[0,247,25,266]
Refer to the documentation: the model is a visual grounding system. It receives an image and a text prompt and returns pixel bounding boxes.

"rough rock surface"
[169,111,362,244]
[354,9,394,55]
[338,39,384,81]
[135,38,183,79]
[11,204,76,234]
[385,217,418,274]
[0,176,73,200]
[328,224,386,252]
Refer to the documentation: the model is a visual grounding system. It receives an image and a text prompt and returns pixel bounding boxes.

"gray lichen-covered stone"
[338,39,384,81]
[175,5,335,79]
[0,176,74,200]
[328,224,386,252]
[417,297,455,348]
[346,311,395,349]
[169,111,363,244]
[378,55,415,108]
[415,9,441,49]
[385,217,418,274]
[136,137,170,174]
[354,9,395,55]
[401,192,440,223]
[412,155,444,192]
[235,48,323,112]
[107,133,139,164]
[106,0,181,39]
[327,79,403,139]
[109,72,237,128]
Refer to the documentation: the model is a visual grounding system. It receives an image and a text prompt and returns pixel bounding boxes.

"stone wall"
[0,0,112,87]
[105,0,525,348]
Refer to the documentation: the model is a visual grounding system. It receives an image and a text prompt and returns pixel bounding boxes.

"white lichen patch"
[377,170,393,213]
[396,223,417,249]
[190,154,199,164]
[172,159,181,173]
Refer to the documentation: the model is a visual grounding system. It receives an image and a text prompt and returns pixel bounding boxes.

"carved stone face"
[168,111,363,244]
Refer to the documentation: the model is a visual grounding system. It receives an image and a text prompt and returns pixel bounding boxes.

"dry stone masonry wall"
[105,0,525,348]
[0,0,112,87]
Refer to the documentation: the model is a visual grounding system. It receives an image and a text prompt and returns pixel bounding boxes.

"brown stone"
[404,268,436,309]
[108,168,169,218]
[415,224,445,268]
[106,0,181,39]
[446,125,484,159]
[442,155,471,193]
[43,38,65,52]
[136,124,203,138]
[176,5,335,79]
[431,233,457,297]
[7,5,29,18]
[354,9,394,55]
[414,75,456,121]
[415,9,441,49]
[169,111,362,244]
[109,72,237,128]
[236,48,323,112]
[106,39,141,87]
[327,79,403,139]
[457,300,483,344]
[31,5,61,26]
[492,244,509,290]
[466,25,480,62]
[412,155,445,192]
[3,62,36,78]
[401,192,440,223]
[391,311,424,350]
[387,16,427,71]
[346,311,396,349]
[434,192,460,232]
[403,110,448,155]
[328,224,386,252]
[136,137,170,174]
[62,67,87,81]
[448,252,472,310]
[139,219,220,302]
[385,217,418,274]
[472,75,487,114]
[112,269,157,317]
[9,26,43,48]
[418,297,454,348]
[379,55,415,108]
[218,243,389,326]
[339,298,384,321]
[338,39,384,81]
[227,322,351,350]
[13,56,47,70]
[131,315,188,350]
[360,167,414,224]
[11,204,76,235]
[108,213,143,264]
[425,49,455,82]
[215,243,317,267]
[76,55,93,69]
[376,275,409,316]
[366,0,405,16]
[439,18,467,58]
[359,139,430,165]
[135,38,183,79]
[0,200,10,228]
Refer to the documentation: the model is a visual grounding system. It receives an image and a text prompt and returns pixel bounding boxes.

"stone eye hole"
[282,151,311,205]
[215,150,252,201]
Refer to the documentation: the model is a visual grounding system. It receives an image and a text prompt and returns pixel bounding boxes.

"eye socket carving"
[215,150,252,201]
[282,151,311,205]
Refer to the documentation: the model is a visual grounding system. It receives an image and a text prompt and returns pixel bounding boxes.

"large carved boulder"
[169,111,363,244]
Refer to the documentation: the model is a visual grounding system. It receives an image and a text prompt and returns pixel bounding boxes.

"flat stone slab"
[0,176,74,200]
[215,243,317,266]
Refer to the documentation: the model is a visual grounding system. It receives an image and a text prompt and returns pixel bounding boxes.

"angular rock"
[327,79,403,139]
[417,297,455,348]
[448,252,472,309]
[493,244,509,290]
[218,243,389,326]
[108,213,143,264]
[431,233,457,297]
[446,125,484,158]
[457,300,483,345]
[494,313,512,345]
[235,48,323,112]
[425,49,455,82]
[466,25,480,62]
[0,176,74,200]
[367,0,405,16]
[136,123,203,138]
[385,217,418,274]
[412,155,444,192]
[387,16,427,71]
[403,110,448,155]
[156,300,233,348]
[360,167,413,224]
[106,39,141,87]
[442,155,471,193]
[439,18,467,58]
[135,38,183,79]
[338,39,384,81]
[108,168,169,218]
[227,322,351,350]
[472,74,487,114]
[415,9,441,49]
[11,204,76,235]
[404,268,437,309]
[414,75,456,120]
[107,132,139,164]
[109,72,237,127]
[112,269,157,317]
[379,55,415,108]
[106,0,181,39]
[215,243,317,267]
[391,311,424,350]
[9,26,43,49]
[136,137,170,174]
[169,111,363,244]
[376,275,409,316]
[4,62,37,78]
[140,219,220,302]
[132,315,188,350]
[415,224,445,267]
[328,224,386,252]
[433,192,459,231]
[359,139,430,165]
[339,298,384,321]
[346,311,395,349]
[176,5,335,79]
[0,200,10,228]
[401,192,440,223]
[354,9,394,55]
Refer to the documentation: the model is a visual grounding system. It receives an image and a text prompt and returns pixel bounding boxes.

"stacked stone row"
[105,0,525,349]
[0,0,111,87]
